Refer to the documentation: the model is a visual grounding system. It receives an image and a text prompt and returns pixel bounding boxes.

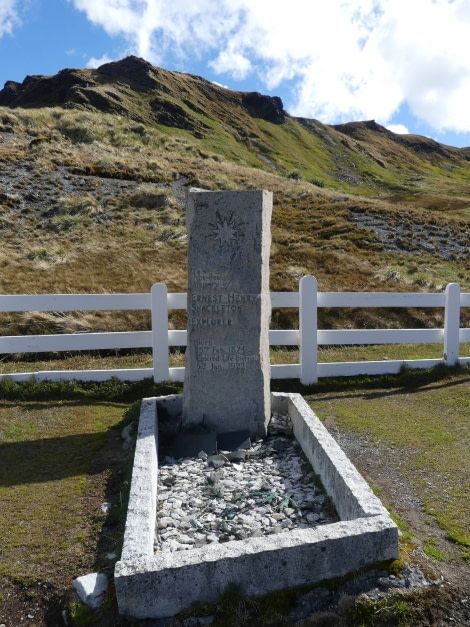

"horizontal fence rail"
[0,277,468,385]
[0,293,152,312]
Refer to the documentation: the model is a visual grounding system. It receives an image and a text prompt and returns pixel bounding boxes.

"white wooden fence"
[0,276,469,385]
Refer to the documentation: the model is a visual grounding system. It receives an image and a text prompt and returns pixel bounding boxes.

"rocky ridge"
[0,56,285,132]
[2,55,470,191]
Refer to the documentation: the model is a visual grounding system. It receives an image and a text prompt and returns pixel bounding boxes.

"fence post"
[151,283,169,383]
[300,275,318,385]
[444,282,460,367]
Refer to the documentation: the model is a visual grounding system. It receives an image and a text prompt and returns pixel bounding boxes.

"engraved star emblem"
[208,211,245,250]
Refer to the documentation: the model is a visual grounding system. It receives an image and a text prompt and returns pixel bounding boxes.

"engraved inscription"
[194,339,259,372]
[190,318,233,327]
[192,270,229,289]
[191,293,261,304]
[189,292,261,327]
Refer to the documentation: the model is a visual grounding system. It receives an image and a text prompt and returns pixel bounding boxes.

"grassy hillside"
[1,56,469,337]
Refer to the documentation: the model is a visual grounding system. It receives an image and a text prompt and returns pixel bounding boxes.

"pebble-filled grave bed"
[155,413,339,553]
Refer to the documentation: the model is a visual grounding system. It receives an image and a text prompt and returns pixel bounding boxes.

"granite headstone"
[182,189,272,438]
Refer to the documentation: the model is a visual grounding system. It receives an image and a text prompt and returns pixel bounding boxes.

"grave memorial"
[114,189,399,620]
[183,189,272,438]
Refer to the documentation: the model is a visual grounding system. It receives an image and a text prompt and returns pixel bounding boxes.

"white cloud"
[370,0,470,133]
[69,0,244,64]
[0,0,21,38]
[69,0,470,135]
[86,54,114,69]
[210,49,251,81]
[387,124,409,135]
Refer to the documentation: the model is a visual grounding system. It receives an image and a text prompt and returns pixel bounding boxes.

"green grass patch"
[0,399,128,581]
[388,511,413,543]
[317,342,453,362]
[423,537,446,562]
[67,600,96,626]
[0,352,154,375]
[0,379,181,592]
[307,366,470,555]
[380,253,470,291]
[350,591,415,625]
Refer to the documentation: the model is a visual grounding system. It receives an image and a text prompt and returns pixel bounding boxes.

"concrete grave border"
[115,393,399,619]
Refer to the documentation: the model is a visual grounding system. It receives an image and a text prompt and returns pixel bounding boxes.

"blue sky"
[1,0,470,148]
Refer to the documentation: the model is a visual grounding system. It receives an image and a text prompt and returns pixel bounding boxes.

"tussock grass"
[56,193,101,216]
[26,247,66,264]
[15,310,96,335]
[126,184,174,209]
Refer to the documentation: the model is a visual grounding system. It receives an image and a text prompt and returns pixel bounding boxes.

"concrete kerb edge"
[119,394,182,564]
[119,397,159,562]
[115,392,399,619]
[276,392,391,520]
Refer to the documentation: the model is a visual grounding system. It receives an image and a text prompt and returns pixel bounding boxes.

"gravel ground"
[349,209,470,260]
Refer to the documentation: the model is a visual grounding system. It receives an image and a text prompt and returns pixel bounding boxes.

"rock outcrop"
[242,91,285,124]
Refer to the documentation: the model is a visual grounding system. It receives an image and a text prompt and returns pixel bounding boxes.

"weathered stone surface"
[183,190,272,437]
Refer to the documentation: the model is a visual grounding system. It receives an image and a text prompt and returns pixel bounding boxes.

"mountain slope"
[2,55,470,206]
[0,56,469,334]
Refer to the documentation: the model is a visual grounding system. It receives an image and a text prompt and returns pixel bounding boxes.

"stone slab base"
[115,393,399,620]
